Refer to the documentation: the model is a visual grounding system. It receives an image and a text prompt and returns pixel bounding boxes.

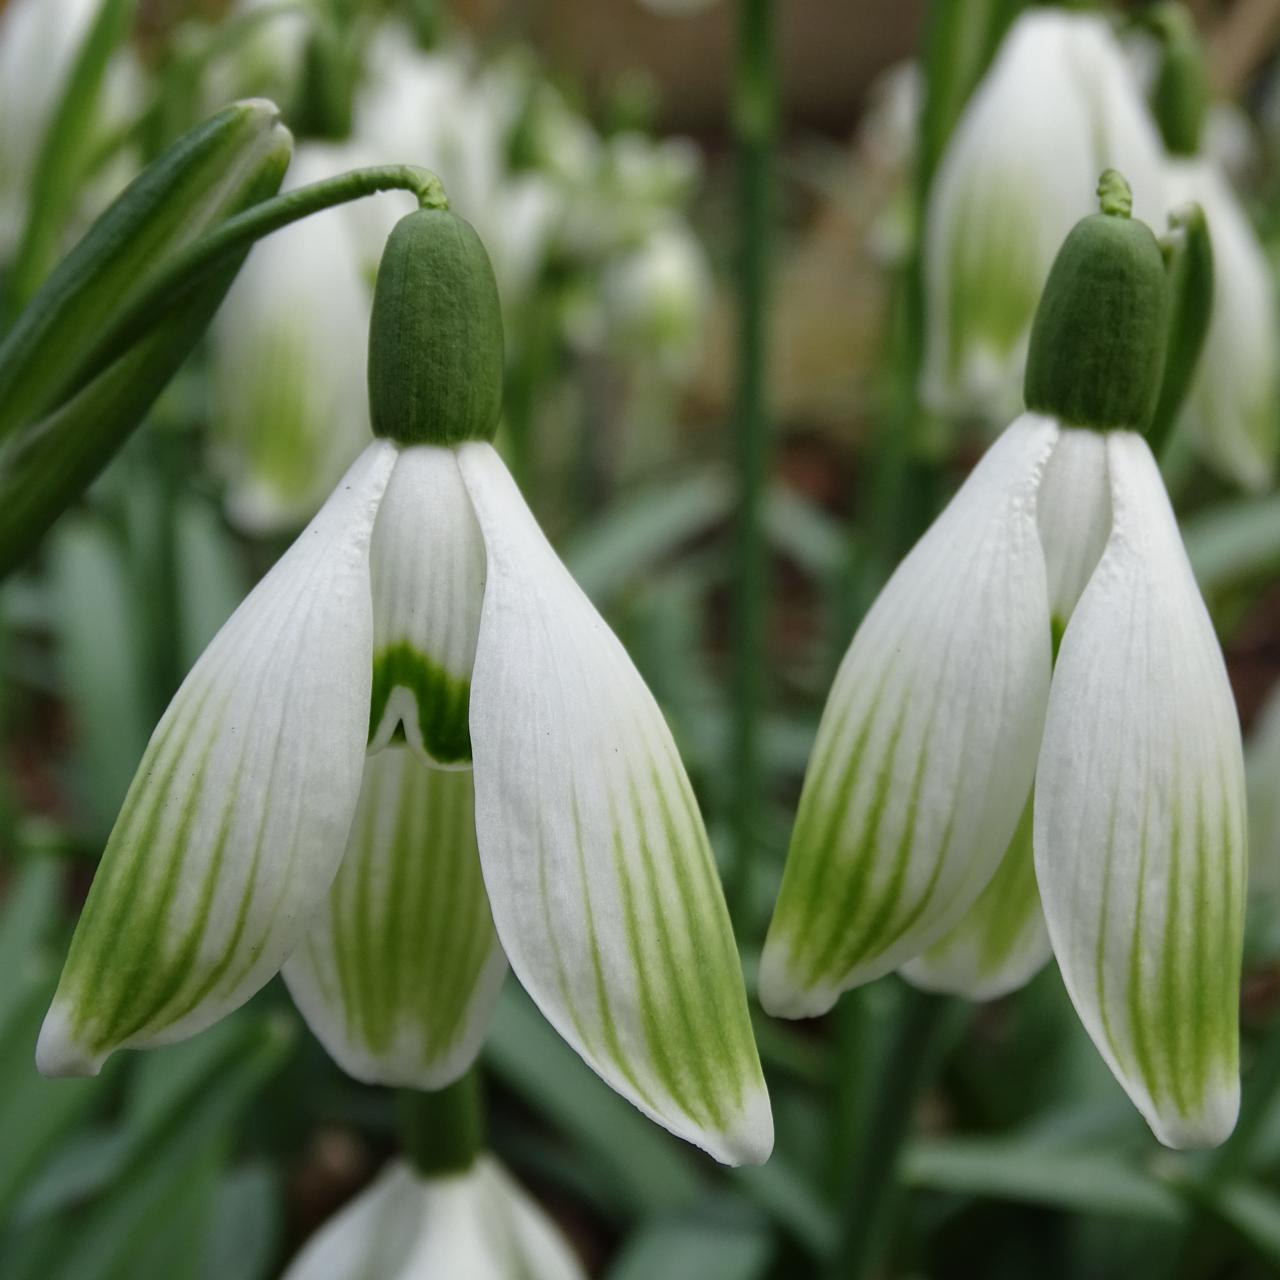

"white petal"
[1165,158,1278,492]
[282,1158,586,1280]
[211,143,374,534]
[1037,425,1112,628]
[1035,431,1246,1148]
[760,415,1057,1016]
[36,442,397,1077]
[920,11,1164,418]
[367,445,484,768]
[284,748,506,1088]
[901,791,1051,1000]
[457,442,772,1167]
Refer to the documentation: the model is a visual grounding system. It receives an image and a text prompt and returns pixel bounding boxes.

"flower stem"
[77,165,449,389]
[398,1070,484,1180]
[728,0,776,930]
[829,985,955,1280]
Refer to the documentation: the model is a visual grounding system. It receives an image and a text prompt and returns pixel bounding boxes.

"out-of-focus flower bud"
[921,10,1165,421]
[210,142,375,533]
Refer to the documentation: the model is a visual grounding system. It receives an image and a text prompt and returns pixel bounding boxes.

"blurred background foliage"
[5,0,1280,1275]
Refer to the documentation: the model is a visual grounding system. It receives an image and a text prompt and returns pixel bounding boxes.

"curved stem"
[728,0,776,929]
[78,165,448,387]
[399,1070,485,1180]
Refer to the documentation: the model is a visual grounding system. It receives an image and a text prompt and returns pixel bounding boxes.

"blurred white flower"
[1164,159,1278,492]
[210,143,376,534]
[599,222,711,377]
[202,0,317,112]
[0,0,133,256]
[921,10,1166,420]
[282,1158,585,1280]
[353,31,558,310]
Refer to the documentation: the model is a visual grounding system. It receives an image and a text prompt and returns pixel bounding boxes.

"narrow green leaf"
[50,519,150,835]
[5,0,138,310]
[608,1201,776,1280]
[0,99,290,438]
[903,1136,1187,1225]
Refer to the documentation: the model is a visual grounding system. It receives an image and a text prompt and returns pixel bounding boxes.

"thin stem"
[77,165,448,389]
[830,985,955,1280]
[728,0,776,930]
[398,1070,484,1180]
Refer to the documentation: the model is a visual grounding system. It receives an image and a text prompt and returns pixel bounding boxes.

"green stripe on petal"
[760,415,1058,1018]
[1035,430,1245,1149]
[901,791,1051,1000]
[367,444,483,767]
[457,441,771,1167]
[36,441,397,1077]
[283,748,506,1088]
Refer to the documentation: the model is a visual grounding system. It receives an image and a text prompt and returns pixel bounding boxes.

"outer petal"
[211,143,374,534]
[282,1158,585,1280]
[456,442,772,1166]
[900,792,1051,1000]
[1035,431,1246,1148]
[760,415,1057,1017]
[283,748,506,1088]
[37,442,397,1077]
[368,445,484,768]
[1164,158,1278,492]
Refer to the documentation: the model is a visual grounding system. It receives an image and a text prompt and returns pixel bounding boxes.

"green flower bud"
[368,209,505,448]
[1149,3,1210,158]
[1023,170,1169,433]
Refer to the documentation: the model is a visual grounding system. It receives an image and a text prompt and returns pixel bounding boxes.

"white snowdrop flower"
[38,208,771,1167]
[764,174,1246,1150]
[210,142,375,534]
[1163,159,1278,490]
[282,1158,585,1280]
[921,10,1166,420]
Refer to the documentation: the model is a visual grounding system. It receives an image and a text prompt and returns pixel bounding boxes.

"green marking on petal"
[369,642,472,764]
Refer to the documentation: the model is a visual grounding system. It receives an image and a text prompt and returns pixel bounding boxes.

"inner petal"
[368,445,485,767]
[1036,425,1112,635]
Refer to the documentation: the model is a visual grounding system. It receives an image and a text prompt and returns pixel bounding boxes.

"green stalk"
[829,985,955,1280]
[77,165,448,389]
[399,1071,484,1179]
[728,0,776,929]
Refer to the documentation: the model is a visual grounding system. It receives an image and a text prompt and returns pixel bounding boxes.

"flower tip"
[719,1090,776,1167]
[35,1005,106,1079]
[1146,1088,1240,1152]
[756,944,840,1021]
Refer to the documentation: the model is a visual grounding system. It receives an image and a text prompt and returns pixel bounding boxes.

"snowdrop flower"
[598,223,711,378]
[37,207,771,1166]
[282,1157,584,1280]
[921,9,1166,420]
[763,173,1246,1149]
[211,143,375,533]
[1163,160,1277,489]
[1145,6,1279,491]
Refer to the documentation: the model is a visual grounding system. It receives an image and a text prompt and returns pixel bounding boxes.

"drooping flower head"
[921,9,1166,420]
[763,170,1247,1150]
[1146,4,1279,490]
[38,203,772,1167]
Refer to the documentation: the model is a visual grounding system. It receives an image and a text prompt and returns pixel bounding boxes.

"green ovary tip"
[1097,169,1133,219]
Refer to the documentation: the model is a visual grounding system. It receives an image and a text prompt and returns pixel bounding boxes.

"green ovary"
[369,642,472,765]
